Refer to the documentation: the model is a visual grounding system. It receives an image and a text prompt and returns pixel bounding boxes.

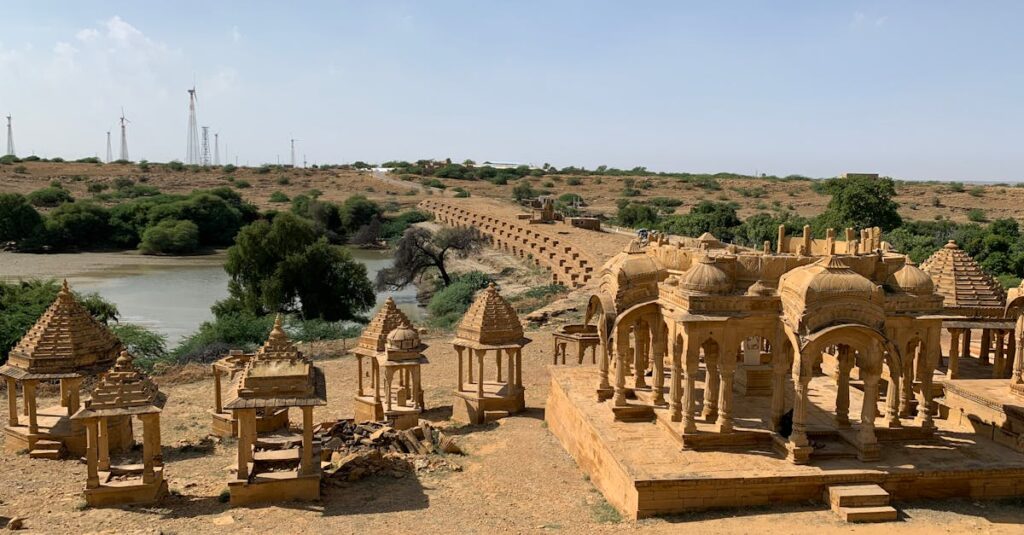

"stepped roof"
[0,280,122,380]
[921,240,1005,312]
[353,297,413,357]
[224,316,326,410]
[72,350,165,419]
[452,283,530,350]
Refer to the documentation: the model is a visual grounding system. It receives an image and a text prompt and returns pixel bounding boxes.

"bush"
[512,181,535,202]
[232,179,251,189]
[172,313,276,362]
[616,203,659,228]
[138,160,150,172]
[109,324,168,372]
[139,219,200,255]
[0,155,19,165]
[968,208,987,222]
[0,193,43,244]
[87,183,109,194]
[427,272,493,328]
[13,165,28,174]
[269,191,290,203]
[166,160,185,171]
[223,164,237,174]
[566,177,582,186]
[26,186,73,208]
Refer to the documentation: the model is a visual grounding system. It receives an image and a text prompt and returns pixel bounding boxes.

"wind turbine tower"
[214,132,220,166]
[201,126,211,166]
[290,138,297,167]
[186,86,200,164]
[5,114,14,156]
[119,108,130,161]
[105,131,112,163]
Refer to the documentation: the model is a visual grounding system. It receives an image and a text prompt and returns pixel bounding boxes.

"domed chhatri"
[887,261,935,296]
[1,279,130,459]
[223,318,327,505]
[209,314,294,439]
[679,256,733,295]
[71,350,168,507]
[352,298,429,430]
[451,283,531,425]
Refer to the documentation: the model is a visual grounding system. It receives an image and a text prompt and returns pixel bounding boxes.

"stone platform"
[545,367,1024,519]
[942,379,1024,453]
[4,405,132,457]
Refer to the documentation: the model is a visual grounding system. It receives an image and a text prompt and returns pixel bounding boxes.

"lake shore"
[0,250,228,282]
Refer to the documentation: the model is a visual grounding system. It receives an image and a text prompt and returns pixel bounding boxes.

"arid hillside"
[1,161,1021,224]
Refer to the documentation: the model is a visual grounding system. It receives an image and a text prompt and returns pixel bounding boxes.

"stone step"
[828,484,890,508]
[32,439,64,451]
[483,410,509,423]
[29,448,63,460]
[837,505,898,523]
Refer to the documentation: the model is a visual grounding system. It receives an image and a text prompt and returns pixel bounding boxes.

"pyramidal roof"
[254,315,301,360]
[921,240,1005,310]
[72,350,164,418]
[3,280,122,377]
[454,283,529,348]
[355,297,413,356]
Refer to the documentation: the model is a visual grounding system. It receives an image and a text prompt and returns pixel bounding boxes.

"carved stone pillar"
[946,328,961,380]
[213,367,223,413]
[669,332,682,421]
[994,330,1007,378]
[702,346,720,422]
[770,368,787,432]
[885,365,901,428]
[300,406,314,476]
[682,345,698,434]
[634,321,648,390]
[97,417,110,471]
[835,347,853,428]
[717,366,735,433]
[613,332,629,407]
[24,380,37,435]
[652,321,666,406]
[980,329,991,364]
[6,378,17,427]
[916,333,937,429]
[1013,317,1024,388]
[899,344,915,418]
[962,328,972,360]
[85,418,99,489]
[790,375,811,448]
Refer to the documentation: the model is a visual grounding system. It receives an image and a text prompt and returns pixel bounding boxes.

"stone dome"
[887,261,934,296]
[780,256,877,304]
[746,280,774,297]
[386,324,421,351]
[680,256,732,295]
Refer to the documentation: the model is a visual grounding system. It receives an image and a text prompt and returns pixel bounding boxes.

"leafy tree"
[376,227,483,289]
[734,212,809,249]
[616,203,659,228]
[0,193,43,243]
[43,202,115,249]
[427,271,493,328]
[815,175,902,231]
[110,323,168,371]
[139,219,200,255]
[658,201,742,241]
[222,212,375,321]
[339,195,382,234]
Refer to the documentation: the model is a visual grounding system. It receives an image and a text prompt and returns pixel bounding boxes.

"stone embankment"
[419,199,629,288]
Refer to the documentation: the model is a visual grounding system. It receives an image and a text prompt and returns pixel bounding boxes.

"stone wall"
[419,200,597,287]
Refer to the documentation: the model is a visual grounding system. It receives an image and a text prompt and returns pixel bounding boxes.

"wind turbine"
[119,107,130,161]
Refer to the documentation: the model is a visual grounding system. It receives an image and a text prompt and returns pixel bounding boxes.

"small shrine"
[551,324,600,365]
[452,283,531,424]
[210,349,289,437]
[224,316,326,505]
[1,280,127,458]
[71,350,167,506]
[353,298,428,430]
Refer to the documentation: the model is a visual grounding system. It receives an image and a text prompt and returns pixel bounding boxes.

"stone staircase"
[827,484,898,523]
[29,439,65,460]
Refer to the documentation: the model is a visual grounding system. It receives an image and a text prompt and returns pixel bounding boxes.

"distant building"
[480,161,538,170]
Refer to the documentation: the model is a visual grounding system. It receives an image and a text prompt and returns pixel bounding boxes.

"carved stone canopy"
[452,283,531,350]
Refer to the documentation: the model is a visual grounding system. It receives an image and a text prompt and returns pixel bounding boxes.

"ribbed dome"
[680,256,732,295]
[888,261,934,296]
[386,325,420,351]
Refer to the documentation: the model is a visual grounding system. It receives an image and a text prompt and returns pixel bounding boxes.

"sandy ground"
[1,327,1023,534]
[3,160,1022,225]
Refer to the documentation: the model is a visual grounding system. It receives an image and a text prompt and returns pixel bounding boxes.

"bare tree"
[375,227,482,290]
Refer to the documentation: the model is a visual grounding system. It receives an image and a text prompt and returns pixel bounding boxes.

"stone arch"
[798,324,891,379]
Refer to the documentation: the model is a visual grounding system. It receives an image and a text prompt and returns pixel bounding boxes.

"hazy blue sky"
[1,1,1021,180]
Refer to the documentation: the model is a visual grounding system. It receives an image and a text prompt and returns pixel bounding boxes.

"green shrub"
[967,208,987,222]
[13,165,28,174]
[427,272,492,328]
[109,324,168,372]
[138,160,150,172]
[223,164,237,174]
[968,186,985,197]
[166,160,185,171]
[232,179,252,189]
[75,157,101,164]
[276,176,290,185]
[0,193,43,243]
[27,186,73,207]
[269,191,290,203]
[566,177,582,186]
[0,155,20,165]
[87,183,109,194]
[139,219,200,255]
[512,181,535,201]
[453,187,470,198]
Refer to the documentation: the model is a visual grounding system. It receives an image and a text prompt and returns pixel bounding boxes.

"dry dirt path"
[2,327,1022,534]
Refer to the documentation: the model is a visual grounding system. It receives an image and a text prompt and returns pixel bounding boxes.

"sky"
[0,1,1022,181]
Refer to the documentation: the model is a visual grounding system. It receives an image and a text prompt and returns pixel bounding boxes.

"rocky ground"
[2,324,1024,534]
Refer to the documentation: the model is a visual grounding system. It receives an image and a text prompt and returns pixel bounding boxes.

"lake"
[63,248,424,346]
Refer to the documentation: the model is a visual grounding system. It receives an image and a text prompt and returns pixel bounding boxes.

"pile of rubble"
[319,420,462,482]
